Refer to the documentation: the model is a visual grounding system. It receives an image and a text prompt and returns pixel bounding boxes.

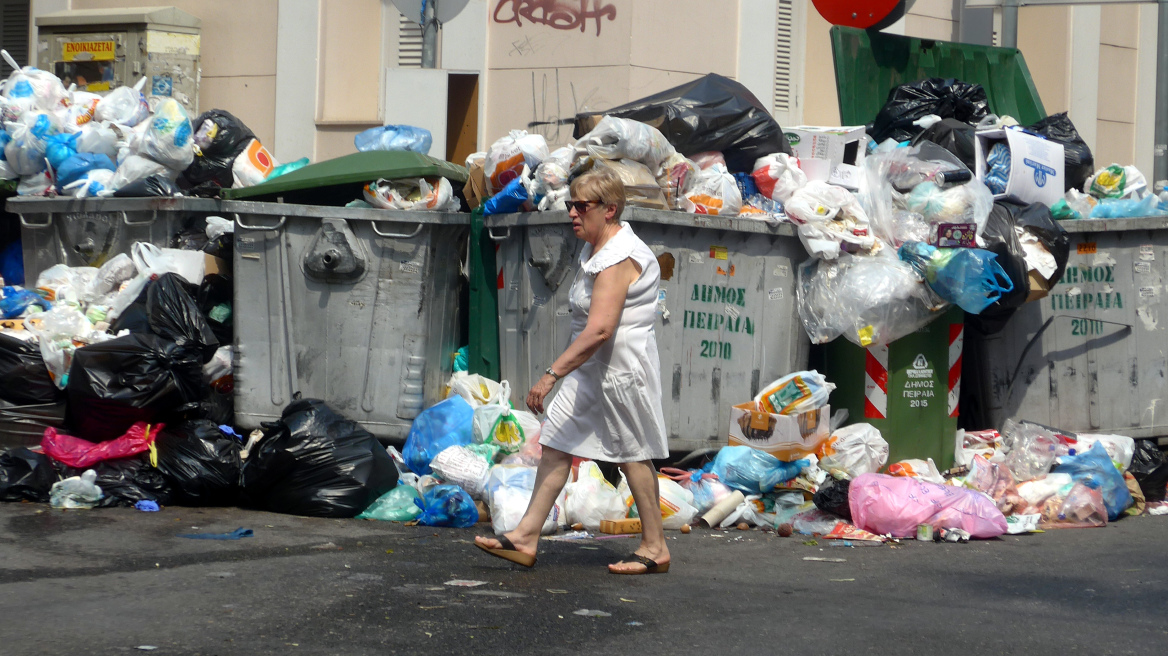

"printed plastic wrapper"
[886,458,945,485]
[42,422,159,469]
[472,399,540,455]
[140,98,194,171]
[573,73,792,173]
[753,370,834,415]
[430,444,499,499]
[707,445,808,495]
[564,460,626,531]
[962,455,1031,516]
[752,153,806,203]
[240,398,399,518]
[358,485,423,522]
[484,129,548,195]
[232,139,277,188]
[1086,164,1146,200]
[954,429,1002,467]
[796,255,947,348]
[363,176,460,212]
[685,163,742,216]
[94,77,150,127]
[1051,442,1132,521]
[817,423,889,479]
[354,124,432,154]
[576,115,676,173]
[403,396,475,476]
[416,484,479,528]
[849,473,1008,538]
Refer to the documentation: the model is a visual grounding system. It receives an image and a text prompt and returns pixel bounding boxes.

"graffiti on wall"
[493,0,617,36]
[526,68,604,143]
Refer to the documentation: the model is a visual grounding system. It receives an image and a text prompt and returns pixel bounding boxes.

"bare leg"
[474,446,572,558]
[609,460,670,573]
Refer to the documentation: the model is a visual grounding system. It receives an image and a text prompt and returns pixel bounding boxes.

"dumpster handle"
[486,225,511,241]
[234,213,286,231]
[122,210,157,226]
[371,221,424,239]
[17,213,50,229]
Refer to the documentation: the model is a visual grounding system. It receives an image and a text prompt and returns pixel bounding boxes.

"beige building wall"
[904,0,959,41]
[67,0,279,148]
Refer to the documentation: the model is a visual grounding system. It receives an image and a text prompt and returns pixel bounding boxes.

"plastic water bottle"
[50,470,103,509]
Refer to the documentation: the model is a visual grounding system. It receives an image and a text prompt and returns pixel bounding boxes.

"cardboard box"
[462,163,487,210]
[1026,269,1052,303]
[784,126,867,190]
[974,128,1065,207]
[204,253,228,278]
[727,402,831,460]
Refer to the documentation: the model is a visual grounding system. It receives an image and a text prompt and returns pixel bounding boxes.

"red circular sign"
[812,0,909,30]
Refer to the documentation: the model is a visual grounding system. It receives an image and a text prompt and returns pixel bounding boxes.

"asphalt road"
[1,502,1165,656]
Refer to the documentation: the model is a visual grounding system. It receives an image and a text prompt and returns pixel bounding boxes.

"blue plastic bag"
[44,132,78,170]
[354,124,433,155]
[0,287,49,319]
[55,153,115,192]
[1,240,23,286]
[415,484,479,527]
[1089,195,1168,219]
[482,177,529,216]
[402,396,474,475]
[706,446,808,495]
[899,242,1013,314]
[1052,442,1132,521]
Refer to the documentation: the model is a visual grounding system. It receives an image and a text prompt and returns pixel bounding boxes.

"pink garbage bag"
[849,473,1008,539]
[41,422,160,469]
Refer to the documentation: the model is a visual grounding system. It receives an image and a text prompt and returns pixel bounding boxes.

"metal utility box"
[485,208,811,454]
[35,7,201,114]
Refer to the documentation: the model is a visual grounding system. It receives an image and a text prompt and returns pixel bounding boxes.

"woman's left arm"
[526,258,639,413]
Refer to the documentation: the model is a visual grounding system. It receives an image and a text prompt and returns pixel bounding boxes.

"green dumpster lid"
[0,179,16,196]
[830,26,1046,128]
[220,150,469,206]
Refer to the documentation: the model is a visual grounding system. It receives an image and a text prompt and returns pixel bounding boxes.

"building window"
[0,0,30,76]
[398,13,423,68]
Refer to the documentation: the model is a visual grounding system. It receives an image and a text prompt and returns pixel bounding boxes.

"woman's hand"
[526,374,557,414]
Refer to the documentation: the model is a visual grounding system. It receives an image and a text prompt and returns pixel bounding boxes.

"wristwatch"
[545,367,562,381]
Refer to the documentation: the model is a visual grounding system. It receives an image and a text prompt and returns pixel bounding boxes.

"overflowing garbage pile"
[0,50,305,198]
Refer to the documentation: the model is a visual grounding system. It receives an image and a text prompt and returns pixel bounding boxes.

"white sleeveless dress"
[539,222,669,462]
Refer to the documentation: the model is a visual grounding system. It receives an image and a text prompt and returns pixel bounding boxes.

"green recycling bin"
[822,307,964,469]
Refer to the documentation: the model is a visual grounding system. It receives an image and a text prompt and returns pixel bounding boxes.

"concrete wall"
[69,0,279,148]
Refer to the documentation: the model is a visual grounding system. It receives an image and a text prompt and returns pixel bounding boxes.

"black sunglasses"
[568,200,603,214]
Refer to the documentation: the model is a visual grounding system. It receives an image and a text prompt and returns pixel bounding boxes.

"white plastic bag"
[26,306,96,387]
[5,111,57,176]
[448,373,509,408]
[75,121,118,161]
[752,153,807,203]
[61,88,101,132]
[35,264,98,304]
[564,460,626,531]
[130,242,205,285]
[685,163,742,216]
[204,345,233,385]
[575,115,676,173]
[472,402,540,454]
[61,168,115,198]
[1,51,68,114]
[16,171,52,196]
[787,181,879,259]
[430,445,494,499]
[817,423,889,478]
[205,216,234,240]
[94,77,150,127]
[657,477,698,529]
[140,98,194,170]
[1074,433,1135,471]
[486,465,564,535]
[363,177,461,212]
[104,154,175,195]
[485,130,549,195]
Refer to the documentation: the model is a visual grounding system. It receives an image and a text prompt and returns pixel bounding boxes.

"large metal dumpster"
[227,200,468,441]
[971,217,1168,440]
[485,207,810,454]
[6,196,222,282]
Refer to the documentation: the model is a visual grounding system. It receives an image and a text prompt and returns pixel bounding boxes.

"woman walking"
[475,167,670,574]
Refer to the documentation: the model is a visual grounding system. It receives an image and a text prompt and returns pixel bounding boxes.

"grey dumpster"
[974,217,1168,440]
[6,196,222,282]
[227,200,467,440]
[485,207,810,454]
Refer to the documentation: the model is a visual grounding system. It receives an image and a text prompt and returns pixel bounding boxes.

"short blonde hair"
[570,166,625,221]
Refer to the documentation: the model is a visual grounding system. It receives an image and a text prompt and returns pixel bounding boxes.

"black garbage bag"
[87,456,174,508]
[1014,202,1071,285]
[147,273,219,364]
[573,73,791,173]
[66,334,205,442]
[113,175,184,198]
[0,447,58,502]
[0,333,63,405]
[911,118,977,170]
[1130,440,1168,502]
[241,398,398,518]
[1027,112,1094,192]
[812,478,852,521]
[155,420,241,506]
[109,282,152,336]
[966,202,1031,335]
[197,274,233,345]
[870,78,990,144]
[183,109,255,187]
